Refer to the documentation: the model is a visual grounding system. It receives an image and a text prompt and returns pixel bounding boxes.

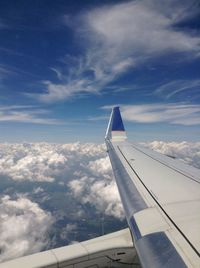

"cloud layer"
[0,195,53,262]
[0,142,108,182]
[0,142,123,219]
[0,141,200,262]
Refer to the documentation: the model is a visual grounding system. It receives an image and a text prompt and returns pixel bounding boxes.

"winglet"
[105,106,127,141]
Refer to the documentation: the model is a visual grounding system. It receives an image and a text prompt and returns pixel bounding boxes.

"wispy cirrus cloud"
[34,0,200,102]
[0,64,43,80]
[0,105,62,125]
[103,103,200,126]
[155,79,200,100]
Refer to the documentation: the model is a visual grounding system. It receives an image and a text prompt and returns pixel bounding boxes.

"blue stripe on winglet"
[112,107,125,131]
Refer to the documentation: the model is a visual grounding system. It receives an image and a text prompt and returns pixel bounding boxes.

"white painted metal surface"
[0,228,140,268]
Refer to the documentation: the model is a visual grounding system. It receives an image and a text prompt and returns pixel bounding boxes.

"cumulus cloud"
[0,195,53,262]
[0,142,107,182]
[35,0,200,102]
[103,103,200,125]
[69,156,124,219]
[0,143,66,182]
[87,180,124,219]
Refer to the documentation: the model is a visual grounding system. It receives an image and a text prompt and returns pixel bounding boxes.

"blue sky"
[0,0,200,143]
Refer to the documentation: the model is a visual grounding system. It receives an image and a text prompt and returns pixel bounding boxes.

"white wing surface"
[105,107,200,268]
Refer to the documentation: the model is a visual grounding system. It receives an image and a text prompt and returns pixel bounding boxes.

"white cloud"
[155,80,200,99]
[0,143,68,182]
[36,0,200,102]
[69,176,124,219]
[66,154,124,219]
[0,142,124,219]
[0,195,53,262]
[103,103,200,125]
[50,67,63,80]
[87,156,112,178]
[0,105,62,125]
[37,79,95,103]
[0,142,106,182]
[86,1,199,54]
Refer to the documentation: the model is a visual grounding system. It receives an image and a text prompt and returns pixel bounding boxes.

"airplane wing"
[105,106,200,268]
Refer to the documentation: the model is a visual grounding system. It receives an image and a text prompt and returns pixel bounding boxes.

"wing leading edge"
[105,106,200,268]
